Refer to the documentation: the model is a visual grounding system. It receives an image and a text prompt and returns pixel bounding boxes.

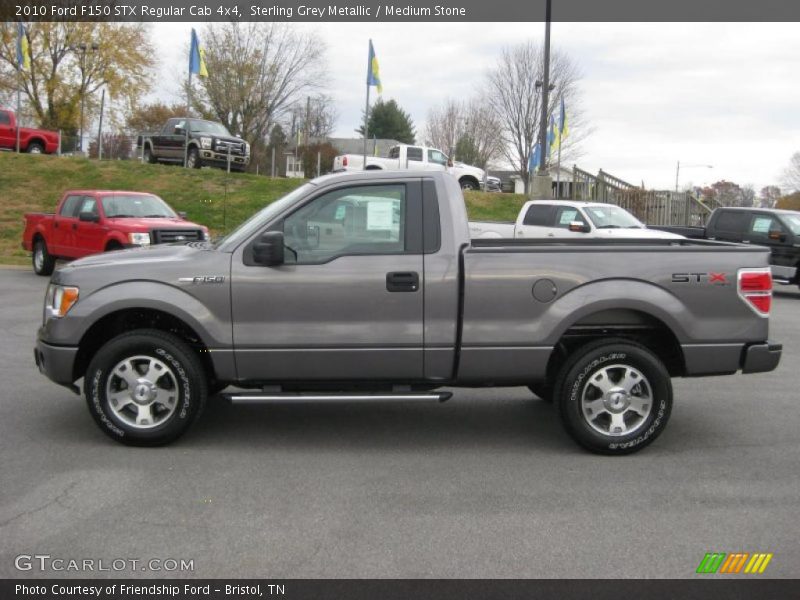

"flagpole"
[184,69,192,168]
[362,79,370,170]
[16,71,21,154]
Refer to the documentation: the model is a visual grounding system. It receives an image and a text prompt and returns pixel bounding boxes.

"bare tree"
[486,42,588,193]
[782,152,800,193]
[191,23,326,152]
[288,94,338,142]
[425,96,502,169]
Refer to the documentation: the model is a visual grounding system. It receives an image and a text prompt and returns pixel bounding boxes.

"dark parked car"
[655,207,800,288]
[138,117,250,171]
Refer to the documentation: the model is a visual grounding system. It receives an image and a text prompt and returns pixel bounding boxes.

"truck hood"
[60,241,213,271]
[105,216,205,231]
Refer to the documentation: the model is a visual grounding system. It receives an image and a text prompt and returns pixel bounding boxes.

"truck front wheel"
[32,238,56,276]
[186,147,201,169]
[553,339,672,455]
[27,141,44,154]
[84,329,207,446]
[143,145,157,164]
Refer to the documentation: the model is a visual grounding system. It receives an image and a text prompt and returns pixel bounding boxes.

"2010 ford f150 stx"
[34,171,782,454]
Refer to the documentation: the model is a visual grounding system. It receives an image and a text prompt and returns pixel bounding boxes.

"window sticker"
[367,200,395,230]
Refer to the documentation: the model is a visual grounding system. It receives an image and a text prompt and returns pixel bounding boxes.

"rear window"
[523,204,552,226]
[59,195,84,217]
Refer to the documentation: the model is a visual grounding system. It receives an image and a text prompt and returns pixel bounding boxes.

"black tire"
[460,178,479,191]
[105,241,123,252]
[143,145,157,164]
[553,338,672,455]
[27,141,44,154]
[186,147,201,169]
[32,238,56,276]
[84,329,207,446]
[527,383,553,403]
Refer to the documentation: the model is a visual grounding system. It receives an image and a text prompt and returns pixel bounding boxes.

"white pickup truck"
[333,143,486,190]
[470,200,685,240]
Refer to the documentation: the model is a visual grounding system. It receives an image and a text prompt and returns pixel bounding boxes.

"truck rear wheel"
[143,145,157,164]
[84,329,207,446]
[32,238,56,276]
[553,339,672,455]
[27,141,44,154]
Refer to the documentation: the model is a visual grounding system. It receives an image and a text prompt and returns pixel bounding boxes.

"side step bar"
[223,391,452,404]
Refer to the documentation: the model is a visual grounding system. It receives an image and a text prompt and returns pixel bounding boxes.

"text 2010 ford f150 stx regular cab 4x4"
[34,172,781,454]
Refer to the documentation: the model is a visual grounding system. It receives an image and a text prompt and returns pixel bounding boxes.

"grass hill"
[0,153,525,265]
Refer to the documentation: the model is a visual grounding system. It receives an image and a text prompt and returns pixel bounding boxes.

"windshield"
[215,183,316,249]
[782,214,800,235]
[190,121,232,136]
[584,206,644,229]
[101,194,176,218]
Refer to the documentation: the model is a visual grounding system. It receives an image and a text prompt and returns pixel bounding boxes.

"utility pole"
[97,88,105,159]
[71,42,99,154]
[537,0,552,176]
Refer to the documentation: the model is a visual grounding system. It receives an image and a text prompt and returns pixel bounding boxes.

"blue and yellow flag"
[189,29,208,77]
[559,96,568,139]
[17,23,30,71]
[367,40,382,94]
[548,115,557,156]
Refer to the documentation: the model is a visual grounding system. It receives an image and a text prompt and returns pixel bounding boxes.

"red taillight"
[342,156,348,167]
[738,269,772,315]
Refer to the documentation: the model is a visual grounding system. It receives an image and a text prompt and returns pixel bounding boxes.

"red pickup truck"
[0,108,59,154]
[22,190,210,275]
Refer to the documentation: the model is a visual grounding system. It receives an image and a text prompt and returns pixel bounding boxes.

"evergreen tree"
[357,99,415,144]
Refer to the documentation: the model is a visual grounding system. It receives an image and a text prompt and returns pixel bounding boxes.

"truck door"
[0,111,14,148]
[72,195,105,257]
[231,181,424,381]
[515,204,555,238]
[550,205,591,238]
[51,195,83,256]
[745,213,793,277]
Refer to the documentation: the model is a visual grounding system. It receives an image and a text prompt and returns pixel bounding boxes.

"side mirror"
[252,231,285,266]
[177,211,187,220]
[568,221,590,233]
[79,211,99,223]
[768,229,785,241]
[175,127,185,136]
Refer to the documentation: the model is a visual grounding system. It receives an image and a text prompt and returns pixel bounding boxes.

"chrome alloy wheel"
[580,364,653,436]
[106,355,179,429]
[33,245,44,272]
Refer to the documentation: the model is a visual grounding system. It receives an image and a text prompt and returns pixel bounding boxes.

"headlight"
[200,137,212,149]
[244,142,250,155]
[45,284,79,320]
[128,232,151,246]
[202,228,210,241]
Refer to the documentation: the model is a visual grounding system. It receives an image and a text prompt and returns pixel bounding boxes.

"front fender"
[41,280,231,349]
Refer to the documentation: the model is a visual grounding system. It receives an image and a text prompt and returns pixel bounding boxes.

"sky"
[148,22,800,191]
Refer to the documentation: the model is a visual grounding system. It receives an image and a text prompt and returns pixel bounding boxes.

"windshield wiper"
[108,214,135,218]
[596,225,622,229]
[143,214,169,218]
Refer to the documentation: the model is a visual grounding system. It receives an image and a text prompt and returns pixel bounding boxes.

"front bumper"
[34,336,79,389]
[741,342,782,374]
[200,150,250,166]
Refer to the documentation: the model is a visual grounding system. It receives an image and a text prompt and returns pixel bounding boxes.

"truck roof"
[62,190,156,196]
[713,206,799,215]
[310,169,453,186]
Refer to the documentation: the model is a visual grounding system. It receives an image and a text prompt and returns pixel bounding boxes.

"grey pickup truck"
[35,171,781,454]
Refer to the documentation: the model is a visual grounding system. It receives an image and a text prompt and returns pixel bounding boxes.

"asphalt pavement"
[1,267,798,579]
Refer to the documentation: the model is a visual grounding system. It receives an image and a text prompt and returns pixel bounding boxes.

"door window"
[523,204,553,226]
[406,147,423,162]
[427,149,448,166]
[749,216,777,235]
[0,112,10,125]
[282,185,407,264]
[714,211,750,233]
[59,195,84,217]
[554,207,588,229]
[78,197,99,217]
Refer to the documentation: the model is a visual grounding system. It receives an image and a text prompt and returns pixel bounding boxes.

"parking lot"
[0,266,798,579]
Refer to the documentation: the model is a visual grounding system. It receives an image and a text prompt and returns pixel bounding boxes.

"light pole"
[675,161,713,192]
[70,42,99,154]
